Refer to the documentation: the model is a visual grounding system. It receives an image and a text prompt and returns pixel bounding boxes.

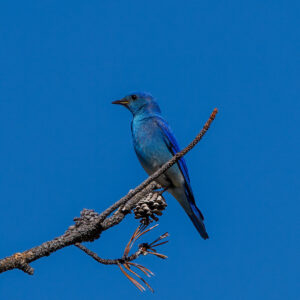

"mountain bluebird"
[112,92,209,239]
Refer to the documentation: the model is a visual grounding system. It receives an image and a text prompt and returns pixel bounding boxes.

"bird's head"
[112,92,160,115]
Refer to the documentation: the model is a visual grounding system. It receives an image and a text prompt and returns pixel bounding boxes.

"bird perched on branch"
[112,92,209,239]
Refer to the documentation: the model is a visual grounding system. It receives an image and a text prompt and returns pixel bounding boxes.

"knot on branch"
[0,252,35,275]
[134,193,167,225]
[13,252,34,275]
[74,209,100,225]
[65,209,102,242]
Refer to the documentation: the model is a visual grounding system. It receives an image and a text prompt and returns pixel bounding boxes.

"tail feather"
[188,203,209,240]
[169,187,209,240]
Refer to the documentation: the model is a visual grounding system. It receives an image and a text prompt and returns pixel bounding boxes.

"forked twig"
[76,224,169,292]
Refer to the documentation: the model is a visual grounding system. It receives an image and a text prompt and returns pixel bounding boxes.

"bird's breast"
[131,118,186,188]
[132,119,167,169]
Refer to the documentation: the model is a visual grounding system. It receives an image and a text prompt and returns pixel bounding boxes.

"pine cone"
[134,192,167,225]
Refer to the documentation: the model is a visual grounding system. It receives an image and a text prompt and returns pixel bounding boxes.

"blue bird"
[112,92,209,239]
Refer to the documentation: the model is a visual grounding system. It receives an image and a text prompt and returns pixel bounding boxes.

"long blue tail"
[170,187,209,240]
[183,183,209,240]
[188,203,209,240]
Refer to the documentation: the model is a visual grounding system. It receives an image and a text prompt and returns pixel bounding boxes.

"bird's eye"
[131,94,137,100]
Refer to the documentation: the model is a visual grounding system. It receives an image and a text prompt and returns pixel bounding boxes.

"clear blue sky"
[0,1,299,299]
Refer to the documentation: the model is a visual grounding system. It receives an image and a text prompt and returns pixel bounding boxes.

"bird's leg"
[158,186,169,195]
[152,183,170,195]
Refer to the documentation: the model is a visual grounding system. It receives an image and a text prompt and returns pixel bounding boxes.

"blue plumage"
[112,92,209,239]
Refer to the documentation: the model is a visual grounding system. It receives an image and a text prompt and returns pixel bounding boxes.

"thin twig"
[75,244,142,265]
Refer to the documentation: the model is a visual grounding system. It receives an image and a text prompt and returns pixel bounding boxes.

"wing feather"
[154,117,204,220]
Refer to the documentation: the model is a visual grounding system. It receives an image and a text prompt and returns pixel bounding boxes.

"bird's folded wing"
[154,116,204,221]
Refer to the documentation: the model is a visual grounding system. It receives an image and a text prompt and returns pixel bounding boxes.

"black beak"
[112,99,129,106]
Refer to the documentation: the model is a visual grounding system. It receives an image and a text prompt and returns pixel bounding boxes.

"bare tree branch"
[0,108,218,276]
